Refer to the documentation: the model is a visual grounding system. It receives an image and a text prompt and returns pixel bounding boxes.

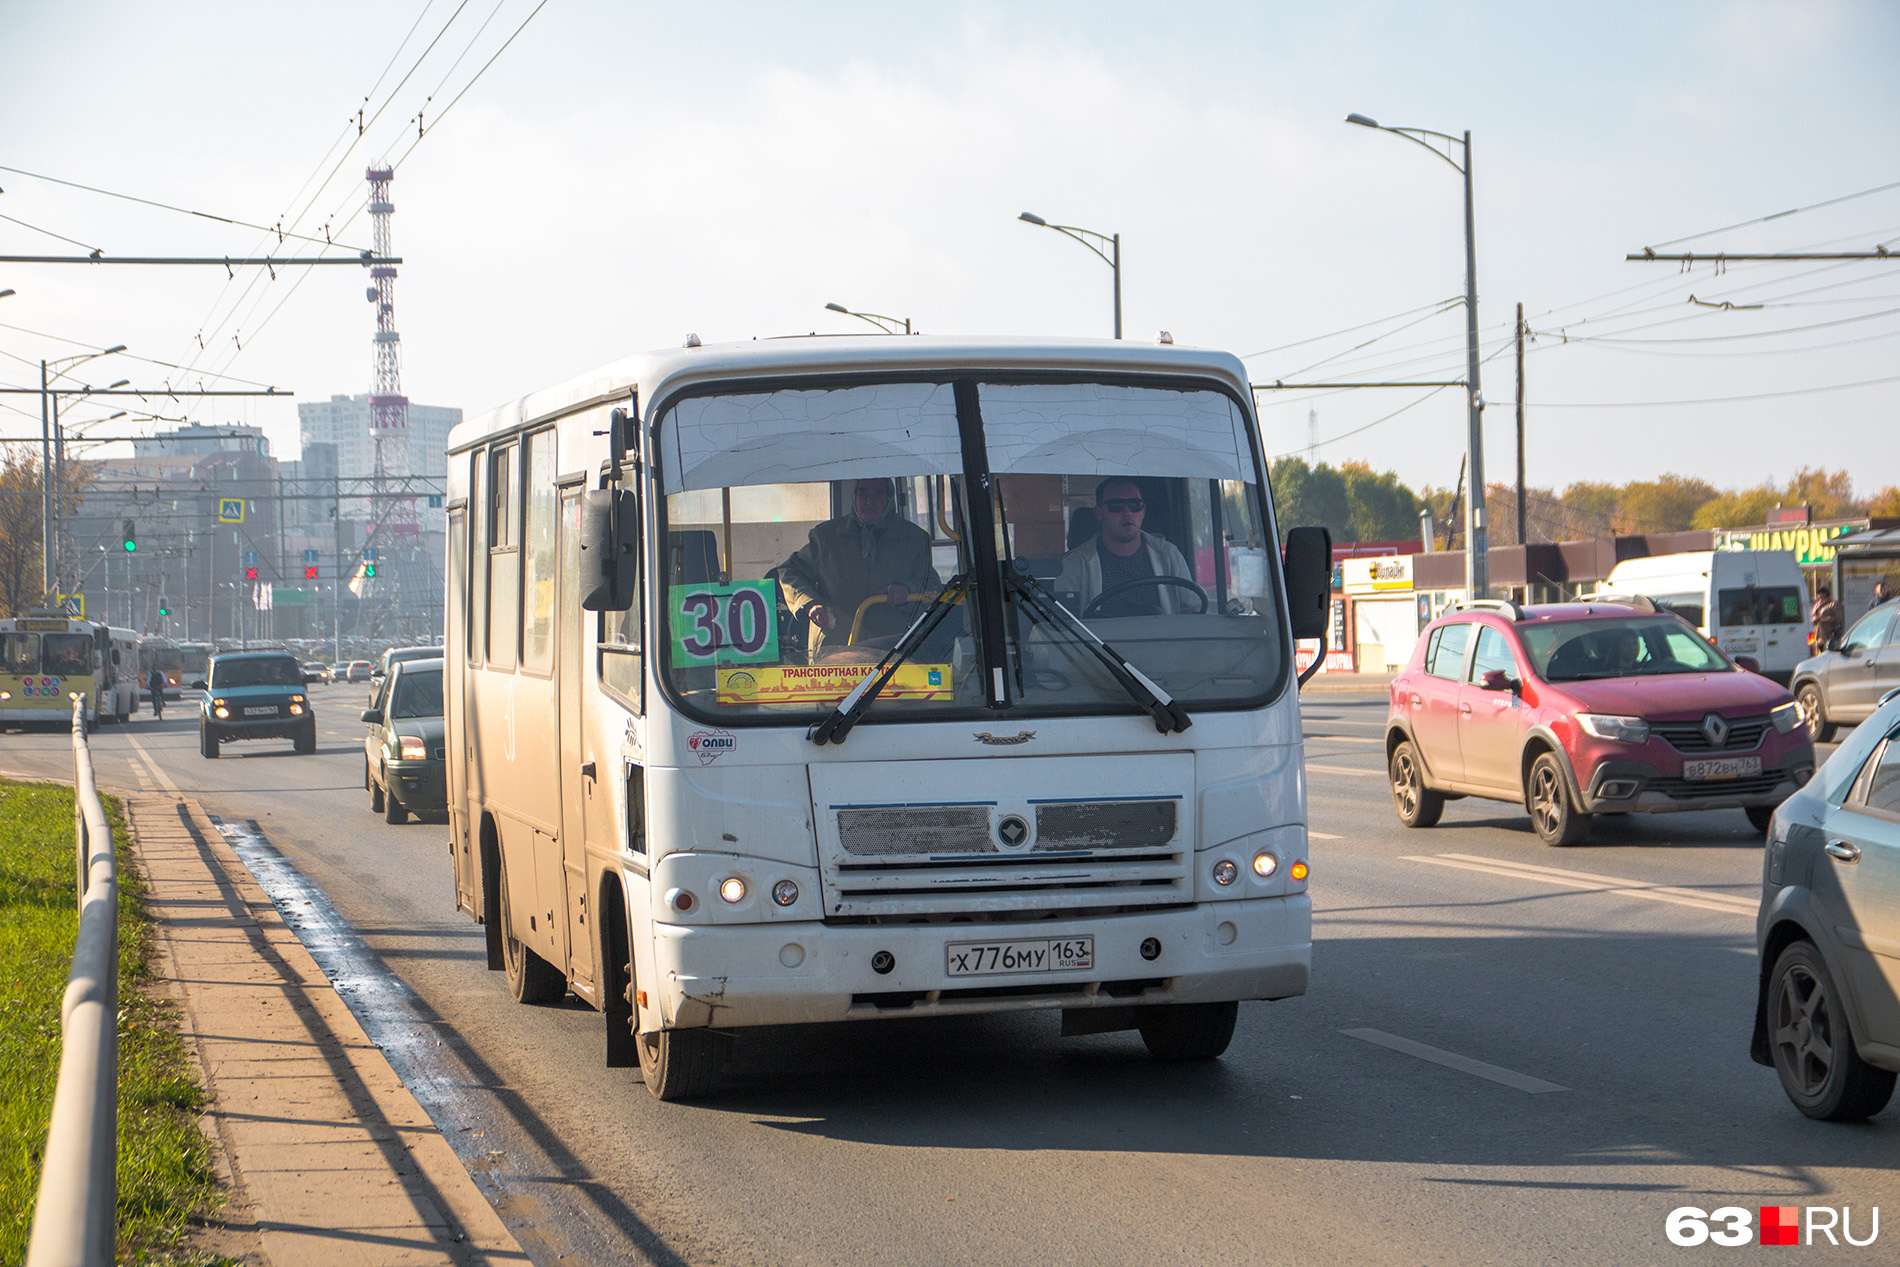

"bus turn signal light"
[1290,860,1309,882]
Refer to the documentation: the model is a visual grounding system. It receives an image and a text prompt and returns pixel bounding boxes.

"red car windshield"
[1520,616,1728,683]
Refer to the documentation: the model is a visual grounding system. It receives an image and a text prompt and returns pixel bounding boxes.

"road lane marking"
[1302,734,1385,744]
[1306,763,1383,777]
[1341,1028,1568,1093]
[123,733,181,796]
[1401,853,1758,916]
[1309,831,1343,840]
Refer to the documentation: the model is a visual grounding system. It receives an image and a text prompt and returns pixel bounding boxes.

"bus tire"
[602,889,638,1069]
[639,1027,717,1101]
[499,857,563,1005]
[1138,1001,1238,1062]
[200,724,220,759]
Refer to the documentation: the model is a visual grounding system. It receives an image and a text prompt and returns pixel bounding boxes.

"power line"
[1532,372,1900,408]
[0,162,374,252]
[1642,178,1900,251]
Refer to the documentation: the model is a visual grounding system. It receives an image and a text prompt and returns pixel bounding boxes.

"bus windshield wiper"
[807,575,969,746]
[1003,565,1191,735]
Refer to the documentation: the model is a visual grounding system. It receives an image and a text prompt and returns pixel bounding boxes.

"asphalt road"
[6,683,1895,1265]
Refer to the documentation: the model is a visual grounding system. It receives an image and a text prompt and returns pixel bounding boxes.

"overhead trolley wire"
[1642,178,1900,251]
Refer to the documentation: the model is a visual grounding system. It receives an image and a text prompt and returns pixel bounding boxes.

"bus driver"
[1057,478,1194,617]
[776,477,939,657]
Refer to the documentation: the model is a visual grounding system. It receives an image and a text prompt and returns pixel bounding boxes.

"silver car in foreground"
[1753,686,1900,1120]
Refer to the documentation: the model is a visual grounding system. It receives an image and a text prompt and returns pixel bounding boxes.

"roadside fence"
[26,697,120,1267]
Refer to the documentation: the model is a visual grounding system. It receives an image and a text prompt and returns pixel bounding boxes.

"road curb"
[124,791,530,1266]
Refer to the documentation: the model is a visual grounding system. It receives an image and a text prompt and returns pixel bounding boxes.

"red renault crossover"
[1385,597,1815,845]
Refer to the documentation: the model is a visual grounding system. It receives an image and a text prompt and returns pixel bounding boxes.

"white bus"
[444,336,1332,1099]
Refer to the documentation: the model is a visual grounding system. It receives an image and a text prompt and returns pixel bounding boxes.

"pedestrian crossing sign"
[218,498,245,524]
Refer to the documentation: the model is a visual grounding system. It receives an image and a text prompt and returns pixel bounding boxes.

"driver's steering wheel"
[1082,575,1209,619]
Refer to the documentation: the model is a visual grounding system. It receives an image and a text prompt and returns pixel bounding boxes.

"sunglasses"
[1100,498,1145,513]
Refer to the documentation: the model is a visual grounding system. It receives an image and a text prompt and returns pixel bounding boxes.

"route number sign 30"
[669,581,780,666]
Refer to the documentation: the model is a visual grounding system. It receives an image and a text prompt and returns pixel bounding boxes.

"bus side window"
[600,487,644,713]
[488,443,519,670]
[468,449,487,667]
[521,429,558,674]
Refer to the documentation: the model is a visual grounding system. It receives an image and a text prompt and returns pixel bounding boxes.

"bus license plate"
[1683,755,1761,781]
[244,705,278,716]
[946,936,1093,978]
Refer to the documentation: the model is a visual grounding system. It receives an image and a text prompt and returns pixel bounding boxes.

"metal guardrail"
[27,698,119,1267]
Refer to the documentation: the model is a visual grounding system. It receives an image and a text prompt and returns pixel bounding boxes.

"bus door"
[556,485,595,992]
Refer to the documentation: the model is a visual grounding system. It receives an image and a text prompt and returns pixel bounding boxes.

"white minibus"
[1603,550,1811,684]
[443,336,1332,1098]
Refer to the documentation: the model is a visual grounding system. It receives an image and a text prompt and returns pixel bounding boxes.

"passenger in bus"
[1056,478,1193,617]
[776,477,939,657]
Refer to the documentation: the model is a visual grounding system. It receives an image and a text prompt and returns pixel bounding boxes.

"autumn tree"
[0,450,46,616]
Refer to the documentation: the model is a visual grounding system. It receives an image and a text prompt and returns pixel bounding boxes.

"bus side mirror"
[581,489,639,612]
[1282,526,1333,641]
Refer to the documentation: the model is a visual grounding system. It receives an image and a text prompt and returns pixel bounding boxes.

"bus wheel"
[1138,1001,1238,1062]
[499,860,563,1005]
[638,1026,717,1101]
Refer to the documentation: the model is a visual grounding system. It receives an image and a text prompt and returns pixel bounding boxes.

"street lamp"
[1345,113,1488,599]
[41,344,127,596]
[824,302,912,335]
[1019,211,1121,339]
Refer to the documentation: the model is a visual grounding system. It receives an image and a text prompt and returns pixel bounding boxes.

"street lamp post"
[42,357,130,598]
[1018,212,1121,339]
[823,302,912,335]
[1345,114,1487,599]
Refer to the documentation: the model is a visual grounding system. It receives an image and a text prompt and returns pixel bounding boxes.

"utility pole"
[1515,302,1527,548]
[39,361,53,597]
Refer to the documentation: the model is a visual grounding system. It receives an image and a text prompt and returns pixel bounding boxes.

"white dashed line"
[1341,1028,1569,1093]
[1309,831,1344,840]
[1305,763,1383,777]
[1401,853,1758,916]
[123,733,181,796]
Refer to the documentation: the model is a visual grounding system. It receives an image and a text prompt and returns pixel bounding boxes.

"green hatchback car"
[361,657,445,824]
[196,651,317,758]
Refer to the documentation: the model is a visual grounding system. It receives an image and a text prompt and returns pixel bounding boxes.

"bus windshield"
[657,377,1284,725]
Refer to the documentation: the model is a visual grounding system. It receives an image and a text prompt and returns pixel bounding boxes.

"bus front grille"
[821,848,1191,918]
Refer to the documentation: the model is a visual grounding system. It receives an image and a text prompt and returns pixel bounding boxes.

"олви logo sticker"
[687,729,736,765]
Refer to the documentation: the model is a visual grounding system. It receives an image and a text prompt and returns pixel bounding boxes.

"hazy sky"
[3,0,1896,500]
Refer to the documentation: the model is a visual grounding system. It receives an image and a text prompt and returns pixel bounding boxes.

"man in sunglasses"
[1055,478,1193,618]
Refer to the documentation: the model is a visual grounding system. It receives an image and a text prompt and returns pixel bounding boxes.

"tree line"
[1272,457,1900,548]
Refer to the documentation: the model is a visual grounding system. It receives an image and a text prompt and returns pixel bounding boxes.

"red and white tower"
[365,166,416,540]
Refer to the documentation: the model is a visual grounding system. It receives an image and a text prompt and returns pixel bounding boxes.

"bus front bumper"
[647,894,1311,1030]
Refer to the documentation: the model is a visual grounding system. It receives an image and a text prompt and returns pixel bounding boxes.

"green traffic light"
[124,540,137,552]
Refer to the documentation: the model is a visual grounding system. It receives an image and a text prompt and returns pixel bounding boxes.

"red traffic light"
[245,567,259,581]
[304,565,319,580]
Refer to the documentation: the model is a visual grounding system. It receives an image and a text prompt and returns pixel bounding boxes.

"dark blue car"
[197,651,318,758]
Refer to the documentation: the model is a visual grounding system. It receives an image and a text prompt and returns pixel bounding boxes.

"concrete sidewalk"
[125,791,528,1266]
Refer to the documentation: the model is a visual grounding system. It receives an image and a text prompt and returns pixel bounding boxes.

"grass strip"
[0,778,224,1264]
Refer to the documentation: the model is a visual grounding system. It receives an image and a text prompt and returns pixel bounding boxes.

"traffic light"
[245,566,259,581]
[158,601,170,616]
[304,565,319,580]
[363,561,376,579]
[122,519,137,552]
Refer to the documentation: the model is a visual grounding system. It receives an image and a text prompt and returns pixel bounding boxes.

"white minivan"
[1600,550,1810,684]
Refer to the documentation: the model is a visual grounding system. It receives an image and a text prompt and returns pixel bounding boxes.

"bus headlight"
[1252,850,1279,878]
[718,876,747,904]
[0,691,10,701]
[398,737,427,760]
[1212,860,1238,886]
[772,880,799,907]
